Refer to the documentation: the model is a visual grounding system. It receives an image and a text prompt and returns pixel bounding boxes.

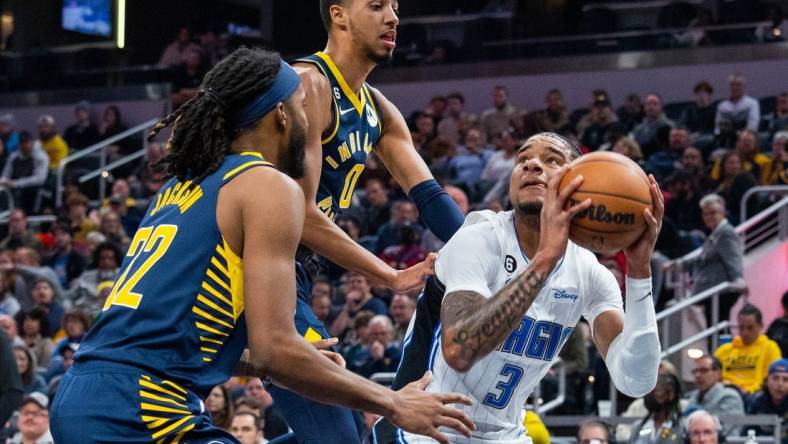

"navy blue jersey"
[294,51,383,219]
[74,152,274,399]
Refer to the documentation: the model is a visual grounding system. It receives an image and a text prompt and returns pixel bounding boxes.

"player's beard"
[351,23,393,65]
[516,201,542,227]
[280,121,306,179]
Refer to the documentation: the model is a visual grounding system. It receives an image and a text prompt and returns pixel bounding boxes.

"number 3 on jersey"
[483,364,524,409]
[103,224,178,311]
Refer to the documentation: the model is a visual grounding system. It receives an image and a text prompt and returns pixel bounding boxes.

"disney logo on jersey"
[365,104,379,128]
[551,287,579,302]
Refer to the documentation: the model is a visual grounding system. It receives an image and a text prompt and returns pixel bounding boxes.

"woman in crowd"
[18,307,54,368]
[206,385,235,430]
[13,344,47,393]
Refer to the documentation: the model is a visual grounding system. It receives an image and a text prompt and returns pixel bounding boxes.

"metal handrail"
[656,282,736,322]
[79,149,147,183]
[0,186,14,213]
[661,321,729,359]
[740,186,788,226]
[55,117,160,207]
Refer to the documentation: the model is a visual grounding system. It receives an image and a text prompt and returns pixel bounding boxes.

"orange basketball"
[558,152,653,253]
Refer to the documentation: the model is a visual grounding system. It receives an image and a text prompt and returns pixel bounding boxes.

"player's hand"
[537,165,591,264]
[388,371,475,444]
[319,350,346,368]
[624,174,664,278]
[311,338,346,368]
[390,253,436,292]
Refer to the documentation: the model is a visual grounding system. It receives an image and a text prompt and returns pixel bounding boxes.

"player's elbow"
[441,336,473,373]
[248,334,290,378]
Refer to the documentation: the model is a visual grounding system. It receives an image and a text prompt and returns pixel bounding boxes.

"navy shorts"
[50,362,238,444]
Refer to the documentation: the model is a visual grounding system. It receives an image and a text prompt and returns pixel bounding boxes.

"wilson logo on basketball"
[569,200,636,225]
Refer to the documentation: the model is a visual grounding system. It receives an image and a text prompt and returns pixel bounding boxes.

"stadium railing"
[55,117,160,208]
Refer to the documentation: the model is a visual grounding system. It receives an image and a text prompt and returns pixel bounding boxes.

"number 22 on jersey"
[103,224,178,311]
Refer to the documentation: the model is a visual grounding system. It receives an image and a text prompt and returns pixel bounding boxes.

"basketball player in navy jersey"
[49,48,474,444]
[265,1,467,443]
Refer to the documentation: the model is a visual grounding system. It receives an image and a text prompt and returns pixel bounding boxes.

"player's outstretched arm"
[293,67,432,292]
[441,166,591,372]
[592,174,663,398]
[223,167,475,444]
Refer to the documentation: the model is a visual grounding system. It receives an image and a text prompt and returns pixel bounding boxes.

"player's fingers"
[436,416,473,438]
[556,174,584,207]
[415,371,433,390]
[319,350,346,368]
[566,198,592,218]
[546,165,570,194]
[428,430,450,444]
[434,392,473,406]
[439,405,476,431]
[312,337,339,350]
[644,208,658,231]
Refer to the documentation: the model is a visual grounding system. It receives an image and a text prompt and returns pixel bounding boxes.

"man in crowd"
[0,132,50,214]
[686,410,723,444]
[0,113,20,155]
[685,354,744,435]
[63,101,100,150]
[745,358,787,440]
[577,420,611,444]
[8,392,53,444]
[230,411,267,444]
[438,92,473,145]
[632,93,674,157]
[715,304,783,394]
[0,209,43,253]
[715,74,760,147]
[348,315,401,378]
[389,293,416,343]
[481,85,518,142]
[767,291,788,356]
[36,115,68,170]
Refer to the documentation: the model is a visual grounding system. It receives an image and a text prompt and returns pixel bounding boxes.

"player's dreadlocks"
[147,47,282,181]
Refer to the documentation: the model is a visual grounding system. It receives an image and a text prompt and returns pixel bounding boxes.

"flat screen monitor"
[62,0,113,38]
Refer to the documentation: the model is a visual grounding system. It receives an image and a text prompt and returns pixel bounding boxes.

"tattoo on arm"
[441,269,548,369]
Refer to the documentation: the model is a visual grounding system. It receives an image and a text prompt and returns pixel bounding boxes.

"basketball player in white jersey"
[396,132,664,443]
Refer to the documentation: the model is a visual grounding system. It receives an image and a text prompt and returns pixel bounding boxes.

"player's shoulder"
[443,210,508,251]
[224,162,303,203]
[293,63,331,96]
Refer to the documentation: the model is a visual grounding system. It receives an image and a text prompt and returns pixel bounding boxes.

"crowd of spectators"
[1,42,787,441]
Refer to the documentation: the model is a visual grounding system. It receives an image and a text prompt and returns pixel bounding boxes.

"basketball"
[558,152,653,253]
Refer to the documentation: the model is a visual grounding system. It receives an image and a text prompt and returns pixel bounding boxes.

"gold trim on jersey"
[223,160,274,182]
[138,375,196,443]
[315,51,367,115]
[192,238,244,364]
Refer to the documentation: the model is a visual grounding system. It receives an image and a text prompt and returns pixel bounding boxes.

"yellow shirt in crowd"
[41,135,69,169]
[524,410,550,444]
[714,334,782,394]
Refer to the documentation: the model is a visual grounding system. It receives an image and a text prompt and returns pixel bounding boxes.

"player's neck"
[229,127,282,170]
[514,211,541,259]
[323,42,376,93]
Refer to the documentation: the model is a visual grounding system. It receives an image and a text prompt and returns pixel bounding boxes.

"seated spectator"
[240,379,288,440]
[64,193,98,253]
[421,185,469,252]
[480,129,518,186]
[667,194,743,321]
[447,128,491,193]
[47,341,76,384]
[764,92,788,135]
[617,93,646,132]
[18,308,54,368]
[379,222,428,270]
[411,112,437,154]
[610,136,645,165]
[578,420,611,444]
[12,345,46,394]
[359,178,391,237]
[73,242,121,306]
[681,81,717,135]
[715,304,783,395]
[102,179,143,236]
[170,47,207,109]
[685,410,723,444]
[763,131,788,186]
[330,275,388,339]
[745,358,788,438]
[14,248,63,303]
[678,147,710,187]
[388,293,415,343]
[665,170,704,235]
[0,210,42,254]
[28,279,63,338]
[0,314,24,347]
[0,273,20,317]
[51,311,89,357]
[63,101,100,151]
[767,291,788,357]
[7,392,53,444]
[129,142,166,198]
[206,385,234,430]
[715,74,760,148]
[310,292,332,327]
[481,85,519,142]
[44,223,86,290]
[35,115,69,170]
[536,89,569,133]
[0,133,49,214]
[339,310,374,360]
[646,127,690,182]
[713,151,758,225]
[230,411,266,444]
[375,201,421,254]
[98,211,131,250]
[578,90,618,150]
[628,374,683,444]
[685,355,744,435]
[98,105,135,155]
[347,315,401,378]
[0,113,20,156]
[437,92,473,146]
[632,93,675,158]
[712,130,770,183]
[158,27,200,68]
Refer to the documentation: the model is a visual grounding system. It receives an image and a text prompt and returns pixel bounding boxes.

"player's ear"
[275,103,287,131]
[330,3,348,30]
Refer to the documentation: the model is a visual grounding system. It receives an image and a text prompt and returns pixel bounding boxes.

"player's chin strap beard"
[516,202,542,227]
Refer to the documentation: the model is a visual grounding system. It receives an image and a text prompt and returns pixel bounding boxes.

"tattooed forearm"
[441,267,549,371]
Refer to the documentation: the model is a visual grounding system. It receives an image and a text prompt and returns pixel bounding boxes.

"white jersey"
[401,210,623,444]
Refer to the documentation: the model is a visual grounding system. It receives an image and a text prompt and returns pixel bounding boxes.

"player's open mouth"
[521,180,547,190]
[381,31,396,49]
